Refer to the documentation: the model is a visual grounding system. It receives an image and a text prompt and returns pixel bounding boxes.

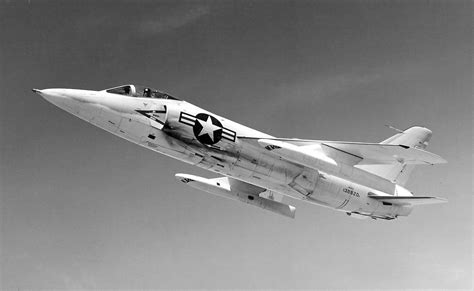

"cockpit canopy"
[104,84,179,100]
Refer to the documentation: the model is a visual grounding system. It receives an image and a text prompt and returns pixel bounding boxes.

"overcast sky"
[1,0,472,289]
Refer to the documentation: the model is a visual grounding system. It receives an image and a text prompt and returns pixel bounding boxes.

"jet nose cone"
[35,88,70,107]
[35,88,101,115]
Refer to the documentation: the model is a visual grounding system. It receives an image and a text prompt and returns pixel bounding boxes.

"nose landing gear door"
[136,104,168,130]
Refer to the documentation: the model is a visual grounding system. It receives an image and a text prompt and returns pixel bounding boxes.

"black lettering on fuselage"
[343,187,360,197]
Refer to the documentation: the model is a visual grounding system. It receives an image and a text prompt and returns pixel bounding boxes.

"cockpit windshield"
[104,84,180,100]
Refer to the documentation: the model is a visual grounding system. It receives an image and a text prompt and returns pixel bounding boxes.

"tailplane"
[357,126,436,186]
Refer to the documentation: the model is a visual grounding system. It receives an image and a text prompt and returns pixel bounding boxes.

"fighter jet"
[33,84,447,220]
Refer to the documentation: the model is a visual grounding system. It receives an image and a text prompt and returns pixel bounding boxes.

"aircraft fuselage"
[36,86,415,219]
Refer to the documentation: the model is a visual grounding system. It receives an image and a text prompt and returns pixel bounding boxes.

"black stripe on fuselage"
[222,127,236,142]
[179,112,196,127]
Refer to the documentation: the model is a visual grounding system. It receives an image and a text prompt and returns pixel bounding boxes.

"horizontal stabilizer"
[368,194,447,206]
[321,142,446,165]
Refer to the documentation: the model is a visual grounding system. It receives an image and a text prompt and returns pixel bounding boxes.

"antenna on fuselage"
[384,124,404,133]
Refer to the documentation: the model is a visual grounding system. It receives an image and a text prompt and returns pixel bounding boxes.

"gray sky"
[1,0,472,289]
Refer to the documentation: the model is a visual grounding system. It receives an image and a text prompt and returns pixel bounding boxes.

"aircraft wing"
[320,142,446,165]
[368,194,448,206]
[239,137,446,165]
[175,173,295,218]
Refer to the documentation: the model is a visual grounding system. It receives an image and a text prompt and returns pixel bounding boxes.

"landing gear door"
[136,104,168,130]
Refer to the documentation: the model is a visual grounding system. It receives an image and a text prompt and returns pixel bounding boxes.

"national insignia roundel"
[192,113,223,145]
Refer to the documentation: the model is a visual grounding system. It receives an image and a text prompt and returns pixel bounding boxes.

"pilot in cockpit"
[143,88,151,97]
[124,86,130,95]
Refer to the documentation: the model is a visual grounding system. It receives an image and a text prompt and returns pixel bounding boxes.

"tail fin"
[358,126,433,186]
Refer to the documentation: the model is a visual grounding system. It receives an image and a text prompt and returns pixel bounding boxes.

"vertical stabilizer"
[357,126,433,186]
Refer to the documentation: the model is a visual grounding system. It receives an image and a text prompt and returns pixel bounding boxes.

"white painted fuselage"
[36,86,439,220]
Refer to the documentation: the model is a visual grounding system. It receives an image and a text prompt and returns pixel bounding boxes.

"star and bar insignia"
[180,112,236,145]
